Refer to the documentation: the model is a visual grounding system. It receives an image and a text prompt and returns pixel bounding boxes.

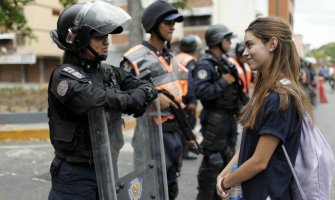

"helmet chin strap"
[153,26,166,43]
[87,45,107,61]
[217,43,225,55]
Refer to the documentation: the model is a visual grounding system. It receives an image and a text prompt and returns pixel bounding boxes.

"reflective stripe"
[152,71,188,86]
[123,44,188,123]
[176,52,196,67]
[229,57,252,94]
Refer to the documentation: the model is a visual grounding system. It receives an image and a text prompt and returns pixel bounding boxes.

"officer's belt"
[55,151,93,165]
[162,120,180,132]
[207,108,237,115]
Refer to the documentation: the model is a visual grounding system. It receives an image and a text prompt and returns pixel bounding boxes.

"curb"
[0,108,203,141]
[0,119,137,141]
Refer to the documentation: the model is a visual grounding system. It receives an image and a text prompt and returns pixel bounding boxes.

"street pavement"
[0,83,335,200]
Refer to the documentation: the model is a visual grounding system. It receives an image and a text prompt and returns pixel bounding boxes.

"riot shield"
[88,99,168,200]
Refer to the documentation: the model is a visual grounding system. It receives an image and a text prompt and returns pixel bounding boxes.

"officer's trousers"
[48,160,98,200]
[163,129,183,200]
[197,111,238,200]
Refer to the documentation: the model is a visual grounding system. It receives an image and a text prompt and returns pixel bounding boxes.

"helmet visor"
[74,0,132,34]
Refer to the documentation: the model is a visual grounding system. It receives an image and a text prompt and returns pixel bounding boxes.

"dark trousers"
[197,111,238,200]
[48,161,98,200]
[163,129,183,200]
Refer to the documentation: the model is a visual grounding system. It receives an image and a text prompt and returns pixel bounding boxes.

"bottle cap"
[232,165,238,172]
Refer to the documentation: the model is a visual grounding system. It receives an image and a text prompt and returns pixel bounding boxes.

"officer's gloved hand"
[127,88,148,118]
[140,83,158,102]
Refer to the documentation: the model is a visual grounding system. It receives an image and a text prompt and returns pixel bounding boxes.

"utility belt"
[206,107,237,116]
[162,119,180,132]
[55,151,93,165]
[202,101,239,114]
[214,101,239,113]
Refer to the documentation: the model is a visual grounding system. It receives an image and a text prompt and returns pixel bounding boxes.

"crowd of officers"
[47,0,257,200]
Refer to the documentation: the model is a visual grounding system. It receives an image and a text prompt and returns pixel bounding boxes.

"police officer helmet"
[180,35,201,53]
[235,42,245,56]
[50,0,131,51]
[205,24,236,47]
[142,0,183,33]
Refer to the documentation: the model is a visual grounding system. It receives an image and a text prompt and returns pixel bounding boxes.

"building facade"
[1,0,301,83]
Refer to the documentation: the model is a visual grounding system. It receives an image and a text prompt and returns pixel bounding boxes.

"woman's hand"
[216,175,230,199]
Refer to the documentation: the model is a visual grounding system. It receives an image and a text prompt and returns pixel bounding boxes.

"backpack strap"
[281,144,307,200]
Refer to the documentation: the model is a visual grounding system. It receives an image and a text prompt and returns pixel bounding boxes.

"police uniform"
[194,50,244,200]
[122,41,188,200]
[229,57,252,95]
[176,52,198,128]
[47,1,159,199]
[48,58,153,199]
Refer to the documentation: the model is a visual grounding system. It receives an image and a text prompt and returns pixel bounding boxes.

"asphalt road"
[0,83,335,200]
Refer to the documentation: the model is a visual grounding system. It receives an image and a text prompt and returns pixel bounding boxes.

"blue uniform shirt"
[238,92,302,200]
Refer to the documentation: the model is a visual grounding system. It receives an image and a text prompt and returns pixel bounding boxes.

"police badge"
[128,177,143,200]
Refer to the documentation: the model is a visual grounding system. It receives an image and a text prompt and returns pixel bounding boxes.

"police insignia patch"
[197,69,208,79]
[57,80,68,97]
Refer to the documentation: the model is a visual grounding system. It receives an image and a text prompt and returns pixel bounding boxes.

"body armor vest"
[48,63,121,163]
[228,57,252,94]
[200,53,241,112]
[123,44,188,122]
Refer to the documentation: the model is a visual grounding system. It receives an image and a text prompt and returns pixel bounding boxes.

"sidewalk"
[0,106,203,141]
[0,117,137,141]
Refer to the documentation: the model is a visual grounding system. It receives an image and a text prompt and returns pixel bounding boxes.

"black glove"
[126,88,148,118]
[139,83,158,102]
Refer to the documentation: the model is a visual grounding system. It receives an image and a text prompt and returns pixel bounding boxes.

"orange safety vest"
[228,57,252,94]
[175,52,197,68]
[123,44,188,123]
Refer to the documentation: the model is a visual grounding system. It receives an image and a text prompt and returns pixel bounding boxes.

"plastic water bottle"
[229,165,243,200]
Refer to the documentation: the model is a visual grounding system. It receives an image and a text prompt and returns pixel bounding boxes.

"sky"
[294,0,335,49]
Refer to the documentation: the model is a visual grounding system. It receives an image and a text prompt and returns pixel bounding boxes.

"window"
[183,15,211,27]
[16,33,26,46]
[52,9,60,16]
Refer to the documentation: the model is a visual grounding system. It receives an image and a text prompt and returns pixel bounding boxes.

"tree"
[0,0,34,39]
[0,0,78,40]
[59,0,77,8]
[127,0,143,47]
[307,43,335,66]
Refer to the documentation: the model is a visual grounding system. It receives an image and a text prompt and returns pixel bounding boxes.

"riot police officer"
[48,1,156,199]
[228,42,253,96]
[194,24,245,200]
[176,35,202,160]
[121,1,194,199]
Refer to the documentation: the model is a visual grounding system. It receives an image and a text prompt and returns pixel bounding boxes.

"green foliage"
[0,0,35,39]
[59,0,78,8]
[172,0,188,9]
[307,43,335,65]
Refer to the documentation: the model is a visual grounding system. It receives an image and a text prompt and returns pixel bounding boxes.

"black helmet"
[50,0,131,51]
[180,35,201,53]
[235,42,245,56]
[205,24,236,47]
[142,0,183,33]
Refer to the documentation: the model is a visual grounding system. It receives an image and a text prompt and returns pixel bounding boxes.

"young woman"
[216,17,313,200]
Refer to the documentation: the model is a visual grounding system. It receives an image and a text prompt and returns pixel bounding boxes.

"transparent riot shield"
[88,99,168,200]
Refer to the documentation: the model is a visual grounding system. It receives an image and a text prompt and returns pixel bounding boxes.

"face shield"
[74,0,132,35]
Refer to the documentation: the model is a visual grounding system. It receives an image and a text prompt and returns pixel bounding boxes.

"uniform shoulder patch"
[197,69,208,79]
[62,66,85,79]
[57,80,69,97]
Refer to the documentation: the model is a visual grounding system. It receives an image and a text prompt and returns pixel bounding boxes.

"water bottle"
[229,165,243,200]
